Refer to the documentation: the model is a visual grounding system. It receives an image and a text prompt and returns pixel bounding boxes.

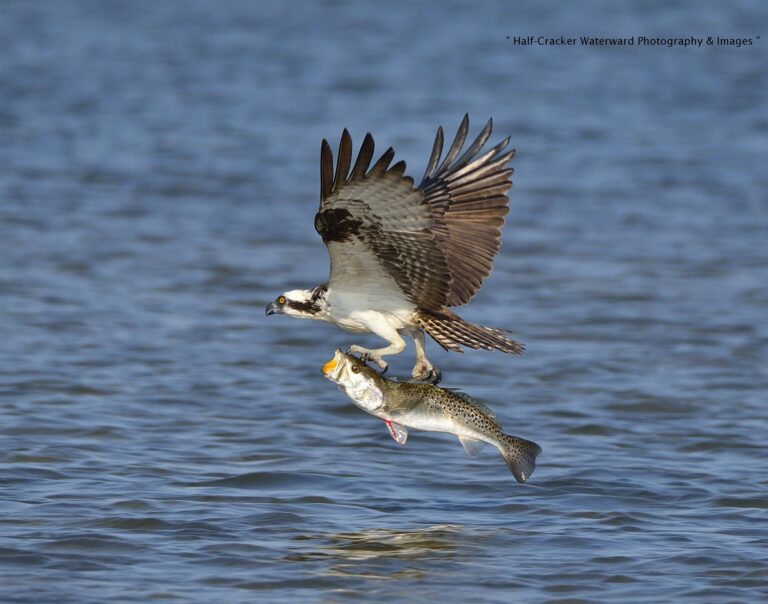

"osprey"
[266,115,523,382]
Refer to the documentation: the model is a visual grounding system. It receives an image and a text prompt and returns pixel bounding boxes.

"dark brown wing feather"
[419,115,515,307]
[315,130,451,310]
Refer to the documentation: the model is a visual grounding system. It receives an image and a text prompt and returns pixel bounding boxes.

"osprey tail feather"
[415,309,524,355]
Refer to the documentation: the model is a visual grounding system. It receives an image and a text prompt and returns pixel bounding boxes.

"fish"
[321,349,542,483]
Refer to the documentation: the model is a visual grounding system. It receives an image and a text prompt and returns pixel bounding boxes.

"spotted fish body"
[322,349,542,483]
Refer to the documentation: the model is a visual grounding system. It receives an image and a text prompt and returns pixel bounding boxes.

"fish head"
[321,349,385,413]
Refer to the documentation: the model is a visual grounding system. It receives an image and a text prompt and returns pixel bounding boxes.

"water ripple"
[1,1,767,602]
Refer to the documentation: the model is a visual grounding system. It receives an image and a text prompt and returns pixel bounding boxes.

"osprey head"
[265,286,328,320]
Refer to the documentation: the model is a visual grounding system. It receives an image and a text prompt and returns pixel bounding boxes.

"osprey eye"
[351,365,361,374]
[278,296,286,305]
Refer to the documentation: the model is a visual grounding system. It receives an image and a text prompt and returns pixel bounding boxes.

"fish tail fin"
[500,434,542,483]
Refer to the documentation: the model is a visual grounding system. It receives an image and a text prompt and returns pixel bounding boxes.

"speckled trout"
[322,349,542,483]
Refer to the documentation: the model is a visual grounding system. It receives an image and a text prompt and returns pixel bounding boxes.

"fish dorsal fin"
[385,420,408,445]
[459,437,484,457]
[445,389,502,429]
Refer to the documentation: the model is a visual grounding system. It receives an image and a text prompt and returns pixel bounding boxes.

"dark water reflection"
[2,0,768,602]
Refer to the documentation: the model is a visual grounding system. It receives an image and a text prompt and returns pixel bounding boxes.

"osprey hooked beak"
[265,302,282,316]
[265,295,287,316]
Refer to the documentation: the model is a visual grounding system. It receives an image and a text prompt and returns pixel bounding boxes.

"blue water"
[2,1,767,602]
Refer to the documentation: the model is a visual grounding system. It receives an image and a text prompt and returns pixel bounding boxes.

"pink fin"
[385,420,408,445]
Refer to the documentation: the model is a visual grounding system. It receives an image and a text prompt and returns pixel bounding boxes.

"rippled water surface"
[2,1,767,602]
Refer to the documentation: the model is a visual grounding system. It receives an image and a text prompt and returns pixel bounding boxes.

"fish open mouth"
[321,357,337,376]
[322,349,344,377]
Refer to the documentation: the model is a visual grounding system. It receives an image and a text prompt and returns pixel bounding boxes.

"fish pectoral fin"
[459,437,485,458]
[385,420,408,445]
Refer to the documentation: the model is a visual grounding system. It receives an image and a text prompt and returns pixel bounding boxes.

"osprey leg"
[410,329,441,384]
[347,319,406,372]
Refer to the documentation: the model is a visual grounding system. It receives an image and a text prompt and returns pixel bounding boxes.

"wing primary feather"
[389,159,407,177]
[436,113,469,174]
[369,147,395,176]
[334,129,353,192]
[350,133,375,181]
[423,126,444,180]
[447,159,514,193]
[451,118,493,171]
[447,146,503,183]
[320,139,334,200]
[448,167,514,197]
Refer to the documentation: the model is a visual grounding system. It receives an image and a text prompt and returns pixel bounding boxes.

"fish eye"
[351,365,361,374]
[278,296,286,305]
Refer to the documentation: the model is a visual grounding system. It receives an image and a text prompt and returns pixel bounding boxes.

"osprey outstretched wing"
[420,116,515,307]
[314,114,514,312]
[267,116,522,382]
[314,130,451,311]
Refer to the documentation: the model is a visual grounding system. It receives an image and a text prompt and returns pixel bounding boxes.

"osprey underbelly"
[327,288,416,333]
[333,309,416,333]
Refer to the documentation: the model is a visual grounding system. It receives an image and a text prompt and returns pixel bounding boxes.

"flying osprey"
[266,115,523,382]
